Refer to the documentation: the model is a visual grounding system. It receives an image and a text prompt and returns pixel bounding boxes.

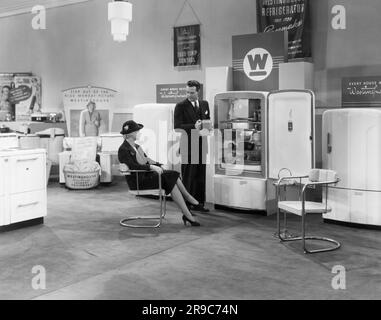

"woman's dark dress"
[118,140,179,195]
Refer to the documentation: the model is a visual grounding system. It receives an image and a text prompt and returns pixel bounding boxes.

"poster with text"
[342,76,381,108]
[174,24,201,67]
[257,0,311,59]
[156,83,203,103]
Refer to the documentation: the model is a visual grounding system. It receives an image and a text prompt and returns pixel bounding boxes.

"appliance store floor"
[0,177,380,300]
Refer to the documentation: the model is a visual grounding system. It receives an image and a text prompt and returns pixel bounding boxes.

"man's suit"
[174,98,210,204]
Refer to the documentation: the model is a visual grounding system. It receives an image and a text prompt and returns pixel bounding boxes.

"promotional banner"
[342,76,381,108]
[232,32,288,91]
[156,83,203,103]
[257,0,311,59]
[174,24,201,67]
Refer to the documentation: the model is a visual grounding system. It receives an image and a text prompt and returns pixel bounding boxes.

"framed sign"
[342,76,381,108]
[156,83,203,103]
[174,24,201,68]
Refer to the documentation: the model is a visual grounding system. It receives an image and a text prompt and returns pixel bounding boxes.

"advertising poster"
[0,73,40,121]
[156,83,203,103]
[342,76,381,108]
[232,32,288,91]
[13,75,42,121]
[257,0,311,59]
[0,74,16,120]
[174,24,201,67]
[62,86,117,137]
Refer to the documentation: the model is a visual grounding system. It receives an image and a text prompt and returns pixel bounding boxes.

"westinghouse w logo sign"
[232,32,287,91]
[243,48,273,81]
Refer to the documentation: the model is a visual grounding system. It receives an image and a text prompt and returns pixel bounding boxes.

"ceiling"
[0,0,92,18]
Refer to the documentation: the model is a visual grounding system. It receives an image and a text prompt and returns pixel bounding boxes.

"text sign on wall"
[257,0,311,59]
[174,24,201,67]
[232,32,288,91]
[62,86,117,108]
[156,83,203,103]
[342,76,381,108]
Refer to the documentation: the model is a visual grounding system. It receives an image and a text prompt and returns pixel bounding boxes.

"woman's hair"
[124,132,136,139]
[86,100,96,108]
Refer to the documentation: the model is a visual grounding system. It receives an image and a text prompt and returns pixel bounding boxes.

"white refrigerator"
[322,108,381,227]
[213,90,315,213]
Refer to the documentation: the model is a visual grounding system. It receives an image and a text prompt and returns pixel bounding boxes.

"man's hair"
[187,80,201,92]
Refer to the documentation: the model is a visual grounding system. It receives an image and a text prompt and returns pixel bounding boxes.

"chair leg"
[277,210,341,254]
[120,193,167,228]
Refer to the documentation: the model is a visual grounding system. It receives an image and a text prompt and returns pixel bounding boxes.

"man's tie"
[194,100,199,115]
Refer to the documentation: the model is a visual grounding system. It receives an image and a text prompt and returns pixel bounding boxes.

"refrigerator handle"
[327,133,332,154]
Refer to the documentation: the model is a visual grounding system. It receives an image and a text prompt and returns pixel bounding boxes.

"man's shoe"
[189,204,209,213]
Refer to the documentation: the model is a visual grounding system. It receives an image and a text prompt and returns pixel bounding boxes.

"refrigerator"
[322,108,381,227]
[213,90,315,214]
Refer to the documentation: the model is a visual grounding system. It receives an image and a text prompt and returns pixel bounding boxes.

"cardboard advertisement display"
[13,75,42,121]
[62,86,117,137]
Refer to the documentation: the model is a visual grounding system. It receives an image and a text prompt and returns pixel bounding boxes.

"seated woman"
[118,120,201,227]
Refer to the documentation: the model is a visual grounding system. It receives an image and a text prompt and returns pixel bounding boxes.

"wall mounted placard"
[342,76,381,108]
[232,32,288,91]
[174,24,201,68]
[156,83,203,103]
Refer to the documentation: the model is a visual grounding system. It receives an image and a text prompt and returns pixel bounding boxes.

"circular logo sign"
[243,48,273,81]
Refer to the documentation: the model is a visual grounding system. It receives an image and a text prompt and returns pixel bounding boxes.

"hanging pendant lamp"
[108,0,132,42]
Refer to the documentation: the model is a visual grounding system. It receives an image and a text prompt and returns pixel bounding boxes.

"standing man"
[174,80,210,212]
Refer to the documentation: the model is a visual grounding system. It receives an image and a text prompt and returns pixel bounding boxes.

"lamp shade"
[108,1,132,42]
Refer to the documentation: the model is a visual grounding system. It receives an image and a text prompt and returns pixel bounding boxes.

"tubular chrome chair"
[119,163,167,228]
[274,169,341,254]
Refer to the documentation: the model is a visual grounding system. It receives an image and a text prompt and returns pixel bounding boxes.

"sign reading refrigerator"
[257,0,311,59]
[232,32,288,91]
[156,83,203,103]
[342,76,381,108]
[174,24,200,67]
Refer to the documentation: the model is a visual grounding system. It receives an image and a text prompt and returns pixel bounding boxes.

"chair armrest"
[274,175,308,186]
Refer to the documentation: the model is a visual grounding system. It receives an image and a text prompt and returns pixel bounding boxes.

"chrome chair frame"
[120,167,167,228]
[274,174,341,254]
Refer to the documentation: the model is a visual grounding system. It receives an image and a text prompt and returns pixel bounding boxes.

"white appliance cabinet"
[0,148,47,227]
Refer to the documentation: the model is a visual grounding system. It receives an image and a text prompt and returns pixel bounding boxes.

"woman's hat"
[120,120,144,135]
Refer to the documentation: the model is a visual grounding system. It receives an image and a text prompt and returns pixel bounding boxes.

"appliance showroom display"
[0,148,47,228]
[213,90,315,213]
[322,108,381,227]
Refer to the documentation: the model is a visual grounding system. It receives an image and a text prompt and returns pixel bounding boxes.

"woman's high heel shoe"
[182,215,201,227]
